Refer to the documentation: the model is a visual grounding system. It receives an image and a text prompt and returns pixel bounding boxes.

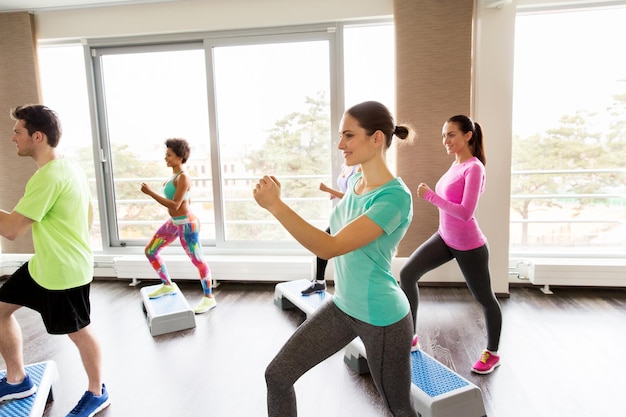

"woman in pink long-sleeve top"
[399,115,503,375]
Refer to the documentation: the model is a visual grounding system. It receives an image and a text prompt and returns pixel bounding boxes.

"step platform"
[273,279,332,318]
[140,283,196,336]
[0,360,58,417]
[274,279,487,417]
[344,338,487,417]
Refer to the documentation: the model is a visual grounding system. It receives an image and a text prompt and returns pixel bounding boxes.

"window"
[92,45,213,246]
[209,37,332,243]
[37,21,395,251]
[38,44,103,251]
[511,5,626,257]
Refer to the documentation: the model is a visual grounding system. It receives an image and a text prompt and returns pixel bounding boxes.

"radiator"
[114,255,315,283]
[527,258,626,288]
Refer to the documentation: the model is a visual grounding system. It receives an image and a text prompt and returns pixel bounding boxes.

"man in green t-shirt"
[0,105,110,417]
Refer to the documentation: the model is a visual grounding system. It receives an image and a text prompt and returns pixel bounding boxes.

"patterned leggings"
[145,213,212,295]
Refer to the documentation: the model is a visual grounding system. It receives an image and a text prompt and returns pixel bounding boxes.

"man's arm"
[0,210,34,240]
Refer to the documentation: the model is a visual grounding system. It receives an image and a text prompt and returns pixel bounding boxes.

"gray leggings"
[266,301,417,417]
[399,233,502,352]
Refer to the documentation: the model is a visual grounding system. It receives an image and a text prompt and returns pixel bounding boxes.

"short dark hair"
[165,138,191,163]
[10,105,62,148]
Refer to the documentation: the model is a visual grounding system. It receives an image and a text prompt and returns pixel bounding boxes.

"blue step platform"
[274,279,487,417]
[0,360,58,417]
[140,283,196,336]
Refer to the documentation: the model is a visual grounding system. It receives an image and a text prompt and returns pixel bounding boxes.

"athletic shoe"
[471,350,501,374]
[148,284,176,299]
[194,296,217,314]
[66,384,110,417]
[301,281,326,296]
[0,374,37,402]
[410,334,420,352]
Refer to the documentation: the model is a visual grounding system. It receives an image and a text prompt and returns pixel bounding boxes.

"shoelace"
[69,392,93,414]
[480,351,491,364]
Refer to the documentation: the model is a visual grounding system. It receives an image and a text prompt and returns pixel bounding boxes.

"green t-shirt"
[330,173,413,326]
[14,158,93,290]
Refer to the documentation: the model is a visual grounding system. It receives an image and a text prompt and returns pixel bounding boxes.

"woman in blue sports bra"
[140,138,216,314]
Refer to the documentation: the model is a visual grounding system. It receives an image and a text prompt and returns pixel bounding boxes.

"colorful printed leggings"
[145,213,212,295]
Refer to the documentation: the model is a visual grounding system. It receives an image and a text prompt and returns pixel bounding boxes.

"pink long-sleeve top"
[423,156,487,251]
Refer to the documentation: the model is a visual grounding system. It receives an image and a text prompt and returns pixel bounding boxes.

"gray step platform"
[140,283,196,336]
[274,279,487,417]
[274,279,332,317]
[0,360,58,417]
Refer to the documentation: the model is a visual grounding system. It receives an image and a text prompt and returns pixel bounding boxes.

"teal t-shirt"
[330,173,413,326]
[14,158,93,290]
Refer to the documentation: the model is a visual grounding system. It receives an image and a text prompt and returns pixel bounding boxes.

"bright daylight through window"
[511,5,626,258]
[37,22,395,251]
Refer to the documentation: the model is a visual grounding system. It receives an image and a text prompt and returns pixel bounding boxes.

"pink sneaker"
[472,350,500,374]
[410,335,420,352]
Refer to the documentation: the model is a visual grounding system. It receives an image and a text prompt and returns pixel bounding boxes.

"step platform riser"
[140,284,196,336]
[0,361,58,417]
[274,279,487,417]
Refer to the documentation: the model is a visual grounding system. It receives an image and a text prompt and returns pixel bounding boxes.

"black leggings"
[266,301,417,417]
[399,233,502,352]
[315,227,331,280]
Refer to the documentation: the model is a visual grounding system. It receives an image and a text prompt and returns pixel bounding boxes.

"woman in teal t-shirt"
[254,101,417,417]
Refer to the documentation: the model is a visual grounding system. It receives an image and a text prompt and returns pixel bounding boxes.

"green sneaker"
[194,296,217,314]
[148,284,177,299]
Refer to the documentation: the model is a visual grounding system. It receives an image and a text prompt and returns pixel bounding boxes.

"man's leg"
[0,301,26,383]
[67,324,102,395]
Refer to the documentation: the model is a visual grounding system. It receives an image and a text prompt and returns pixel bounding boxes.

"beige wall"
[394,0,474,256]
[391,0,513,295]
[0,12,40,253]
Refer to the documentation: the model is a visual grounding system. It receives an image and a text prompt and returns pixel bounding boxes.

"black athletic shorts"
[0,262,91,335]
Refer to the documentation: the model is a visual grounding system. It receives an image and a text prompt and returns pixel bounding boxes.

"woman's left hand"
[253,175,281,210]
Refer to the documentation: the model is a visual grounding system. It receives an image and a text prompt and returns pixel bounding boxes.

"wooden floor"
[1,278,625,417]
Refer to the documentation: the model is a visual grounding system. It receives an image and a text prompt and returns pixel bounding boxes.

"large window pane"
[511,6,626,257]
[343,23,395,111]
[38,45,103,251]
[343,23,396,167]
[96,47,214,244]
[37,22,394,250]
[212,40,332,241]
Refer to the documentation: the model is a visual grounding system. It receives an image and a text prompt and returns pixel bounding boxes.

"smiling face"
[338,114,377,166]
[164,147,184,168]
[442,121,472,158]
[11,120,37,157]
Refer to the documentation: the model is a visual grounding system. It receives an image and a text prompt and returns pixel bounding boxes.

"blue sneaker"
[66,384,110,417]
[0,374,37,402]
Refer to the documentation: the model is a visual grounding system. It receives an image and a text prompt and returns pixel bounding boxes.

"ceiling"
[0,0,182,12]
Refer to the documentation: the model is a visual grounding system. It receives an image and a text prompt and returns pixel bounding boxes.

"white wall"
[473,1,517,294]
[34,0,393,41]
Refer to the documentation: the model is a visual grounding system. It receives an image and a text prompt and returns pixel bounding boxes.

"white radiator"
[527,258,626,288]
